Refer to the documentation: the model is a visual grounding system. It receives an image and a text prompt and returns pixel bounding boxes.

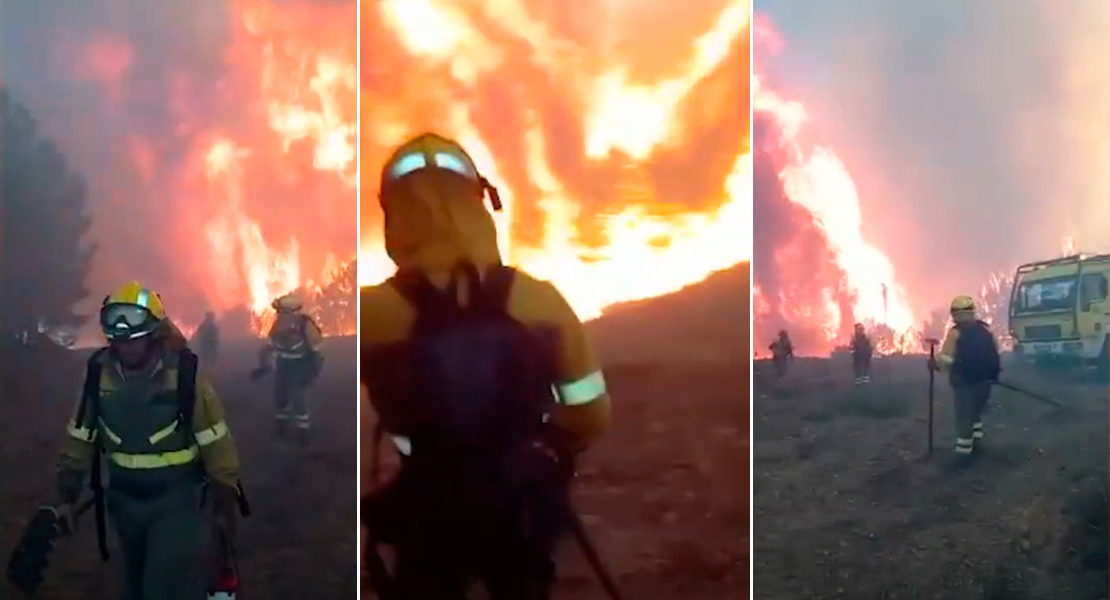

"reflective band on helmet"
[194,421,229,446]
[67,420,96,442]
[391,435,412,456]
[431,152,477,180]
[148,419,180,444]
[557,370,607,406]
[109,446,199,469]
[386,152,427,180]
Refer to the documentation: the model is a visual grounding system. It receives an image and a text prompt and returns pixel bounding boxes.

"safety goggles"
[100,303,158,340]
[381,149,503,211]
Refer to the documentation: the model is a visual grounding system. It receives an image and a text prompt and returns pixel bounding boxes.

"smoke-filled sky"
[756,0,1109,313]
[1,0,356,328]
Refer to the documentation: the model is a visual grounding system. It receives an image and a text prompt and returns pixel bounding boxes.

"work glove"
[54,502,78,536]
[210,482,240,540]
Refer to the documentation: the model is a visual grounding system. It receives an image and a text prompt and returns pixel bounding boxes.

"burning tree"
[304,259,356,336]
[0,89,97,344]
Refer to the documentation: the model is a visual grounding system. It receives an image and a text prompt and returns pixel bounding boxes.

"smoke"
[1,0,355,326]
[755,0,1109,315]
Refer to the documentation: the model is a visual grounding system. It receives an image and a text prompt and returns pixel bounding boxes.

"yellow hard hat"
[950,295,976,313]
[379,132,502,211]
[272,292,304,312]
[100,281,167,340]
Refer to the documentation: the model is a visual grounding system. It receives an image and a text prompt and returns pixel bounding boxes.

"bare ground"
[753,355,1109,600]
[1,336,358,599]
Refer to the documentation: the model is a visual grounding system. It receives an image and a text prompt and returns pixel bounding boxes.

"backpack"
[389,263,557,457]
[952,320,1001,384]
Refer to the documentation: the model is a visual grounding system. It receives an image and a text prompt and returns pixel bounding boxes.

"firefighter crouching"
[255,293,324,443]
[928,295,1001,467]
[770,330,794,377]
[56,281,242,600]
[850,323,873,386]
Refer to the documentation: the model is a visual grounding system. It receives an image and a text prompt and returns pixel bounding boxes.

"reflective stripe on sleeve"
[109,446,199,469]
[194,421,229,446]
[98,418,123,444]
[557,370,607,406]
[67,420,97,442]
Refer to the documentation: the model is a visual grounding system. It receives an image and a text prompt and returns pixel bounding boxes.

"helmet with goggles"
[100,281,167,341]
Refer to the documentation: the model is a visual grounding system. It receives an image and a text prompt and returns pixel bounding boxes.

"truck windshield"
[1013,274,1078,314]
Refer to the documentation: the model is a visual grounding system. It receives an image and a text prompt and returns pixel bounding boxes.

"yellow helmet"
[950,295,976,313]
[379,132,502,211]
[100,281,167,340]
[271,292,304,313]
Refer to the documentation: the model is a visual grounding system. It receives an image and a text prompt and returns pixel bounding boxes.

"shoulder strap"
[177,349,199,432]
[75,348,108,427]
[477,264,515,315]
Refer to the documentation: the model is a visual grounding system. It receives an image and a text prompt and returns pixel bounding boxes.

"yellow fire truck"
[1008,253,1109,377]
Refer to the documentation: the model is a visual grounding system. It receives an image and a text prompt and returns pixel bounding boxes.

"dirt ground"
[753,354,1109,600]
[360,265,752,599]
[1,335,358,599]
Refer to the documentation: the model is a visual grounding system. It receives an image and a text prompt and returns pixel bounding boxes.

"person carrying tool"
[928,294,1001,468]
[55,281,242,600]
[360,132,613,600]
[193,311,220,366]
[253,292,324,443]
[770,330,794,377]
[850,323,873,386]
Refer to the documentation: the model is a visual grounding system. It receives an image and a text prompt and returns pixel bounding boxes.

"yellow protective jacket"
[265,312,324,358]
[360,169,611,453]
[57,344,240,502]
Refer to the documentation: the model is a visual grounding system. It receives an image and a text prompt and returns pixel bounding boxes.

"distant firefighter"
[770,330,794,377]
[928,295,1001,468]
[252,293,324,444]
[193,310,220,365]
[850,323,873,386]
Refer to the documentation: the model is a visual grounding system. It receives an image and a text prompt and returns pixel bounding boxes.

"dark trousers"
[363,455,570,600]
[952,380,992,454]
[108,487,205,600]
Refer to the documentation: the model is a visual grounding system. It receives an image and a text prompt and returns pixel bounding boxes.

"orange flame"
[359,0,752,320]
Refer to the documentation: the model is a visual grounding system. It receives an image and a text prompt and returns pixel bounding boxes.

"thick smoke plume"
[2,0,356,330]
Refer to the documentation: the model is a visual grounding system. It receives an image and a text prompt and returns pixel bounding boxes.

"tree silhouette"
[1,89,96,341]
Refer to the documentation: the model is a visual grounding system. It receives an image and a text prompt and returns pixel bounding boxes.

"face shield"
[101,303,160,341]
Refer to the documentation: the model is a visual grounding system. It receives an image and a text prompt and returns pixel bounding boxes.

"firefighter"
[360,132,612,599]
[850,323,873,386]
[770,330,794,377]
[56,281,242,600]
[928,295,1001,467]
[256,293,324,443]
[193,310,220,366]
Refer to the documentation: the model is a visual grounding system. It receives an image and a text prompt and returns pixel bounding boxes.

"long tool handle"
[568,511,624,600]
[927,344,936,457]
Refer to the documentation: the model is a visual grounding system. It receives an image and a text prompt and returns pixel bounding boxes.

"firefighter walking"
[56,281,242,600]
[928,295,1001,468]
[850,323,873,386]
[254,293,324,444]
[770,330,794,377]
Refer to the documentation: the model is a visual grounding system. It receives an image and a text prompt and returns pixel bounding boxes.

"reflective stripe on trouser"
[953,380,992,453]
[955,437,974,454]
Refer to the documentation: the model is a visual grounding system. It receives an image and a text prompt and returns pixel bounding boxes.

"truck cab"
[1008,253,1109,376]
